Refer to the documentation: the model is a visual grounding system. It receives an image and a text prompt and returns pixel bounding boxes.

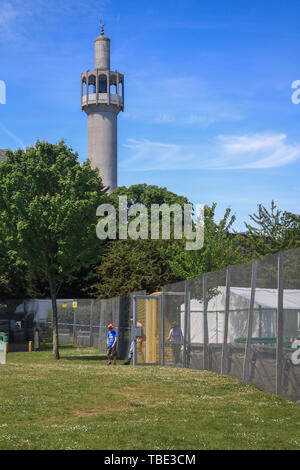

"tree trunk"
[49,275,60,360]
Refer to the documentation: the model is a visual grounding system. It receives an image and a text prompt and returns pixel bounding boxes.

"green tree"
[244,200,300,257]
[0,253,28,300]
[93,239,181,297]
[93,184,191,297]
[0,141,108,359]
[109,183,191,236]
[168,203,245,280]
[110,183,190,208]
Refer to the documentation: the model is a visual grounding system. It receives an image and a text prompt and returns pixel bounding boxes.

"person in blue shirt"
[166,322,183,364]
[106,323,118,366]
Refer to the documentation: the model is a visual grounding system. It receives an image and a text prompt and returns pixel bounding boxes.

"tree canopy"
[93,184,191,297]
[168,203,245,281]
[244,200,300,257]
[0,140,108,358]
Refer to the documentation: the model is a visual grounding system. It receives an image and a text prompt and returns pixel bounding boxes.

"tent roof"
[230,287,300,310]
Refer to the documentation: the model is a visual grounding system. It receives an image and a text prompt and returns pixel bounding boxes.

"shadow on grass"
[65,355,107,361]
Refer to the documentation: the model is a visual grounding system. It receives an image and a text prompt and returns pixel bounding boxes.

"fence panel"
[282,248,300,402]
[246,253,278,395]
[1,248,300,402]
[188,275,204,370]
[163,281,185,367]
[205,269,227,373]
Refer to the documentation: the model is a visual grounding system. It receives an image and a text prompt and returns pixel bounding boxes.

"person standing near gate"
[166,322,183,364]
[123,316,143,365]
[106,323,117,366]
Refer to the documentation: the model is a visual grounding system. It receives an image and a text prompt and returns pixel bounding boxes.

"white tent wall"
[181,287,299,345]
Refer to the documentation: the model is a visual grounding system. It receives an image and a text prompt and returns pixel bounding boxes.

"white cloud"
[218,133,287,153]
[120,138,192,171]
[120,133,300,171]
[216,133,300,169]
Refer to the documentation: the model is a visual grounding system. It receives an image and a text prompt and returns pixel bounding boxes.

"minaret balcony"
[81,93,124,108]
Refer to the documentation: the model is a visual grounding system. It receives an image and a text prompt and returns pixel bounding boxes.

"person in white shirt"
[166,322,183,364]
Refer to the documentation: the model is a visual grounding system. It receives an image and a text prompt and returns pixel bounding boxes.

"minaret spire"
[100,22,105,37]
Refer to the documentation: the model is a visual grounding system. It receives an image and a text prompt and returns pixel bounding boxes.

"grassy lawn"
[0,344,299,450]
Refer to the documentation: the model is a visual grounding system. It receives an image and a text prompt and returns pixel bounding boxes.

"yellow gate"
[133,293,161,365]
[133,290,186,366]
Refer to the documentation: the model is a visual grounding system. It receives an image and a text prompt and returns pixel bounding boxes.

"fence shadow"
[65,354,107,362]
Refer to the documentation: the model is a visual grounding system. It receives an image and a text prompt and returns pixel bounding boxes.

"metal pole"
[98,300,102,351]
[73,304,77,345]
[276,252,284,396]
[186,289,191,368]
[203,274,209,370]
[221,266,231,374]
[183,280,190,368]
[161,293,165,366]
[243,260,257,382]
[157,293,165,366]
[159,293,163,365]
[133,296,137,366]
[89,300,94,347]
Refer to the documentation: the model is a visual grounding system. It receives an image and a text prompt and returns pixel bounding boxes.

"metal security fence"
[1,248,300,402]
[132,248,300,403]
[51,294,139,359]
[0,292,143,360]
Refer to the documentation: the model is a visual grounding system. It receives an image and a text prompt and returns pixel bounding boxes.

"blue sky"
[1,0,300,229]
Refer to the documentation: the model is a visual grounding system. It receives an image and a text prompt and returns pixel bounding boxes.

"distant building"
[0,149,6,163]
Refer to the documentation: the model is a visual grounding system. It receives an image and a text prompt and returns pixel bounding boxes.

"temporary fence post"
[203,274,209,370]
[89,300,94,347]
[183,280,190,368]
[133,296,137,366]
[72,303,77,345]
[276,252,284,396]
[161,293,165,366]
[221,266,231,374]
[98,300,102,351]
[243,260,257,382]
[158,294,162,365]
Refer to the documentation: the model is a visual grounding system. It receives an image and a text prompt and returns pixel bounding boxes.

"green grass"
[0,344,299,450]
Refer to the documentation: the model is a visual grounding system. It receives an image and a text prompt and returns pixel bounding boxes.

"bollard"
[28,341,32,353]
[4,342,8,354]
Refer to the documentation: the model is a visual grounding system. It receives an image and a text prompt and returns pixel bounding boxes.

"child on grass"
[106,323,117,366]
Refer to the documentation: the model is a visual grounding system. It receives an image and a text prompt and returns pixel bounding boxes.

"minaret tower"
[81,24,124,192]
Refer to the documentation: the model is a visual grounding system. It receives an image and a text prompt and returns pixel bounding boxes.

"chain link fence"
[0,292,143,359]
[162,248,300,402]
[0,248,299,402]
